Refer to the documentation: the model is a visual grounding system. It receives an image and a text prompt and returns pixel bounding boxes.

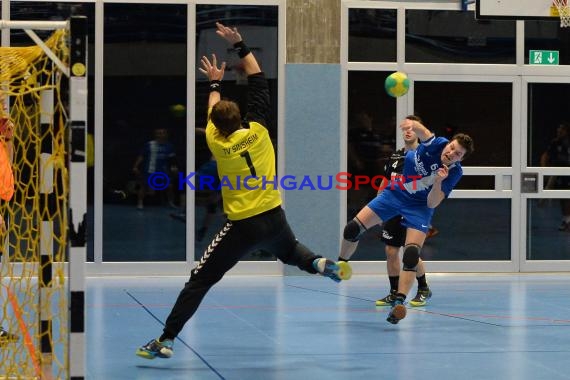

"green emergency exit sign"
[530,50,559,65]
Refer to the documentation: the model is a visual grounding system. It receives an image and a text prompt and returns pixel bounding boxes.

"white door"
[405,74,521,272]
[520,77,570,271]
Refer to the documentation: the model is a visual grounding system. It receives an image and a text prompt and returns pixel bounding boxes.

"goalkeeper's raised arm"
[198,21,263,110]
[214,22,269,127]
[215,22,261,76]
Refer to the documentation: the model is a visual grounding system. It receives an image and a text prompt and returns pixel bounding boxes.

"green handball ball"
[384,71,410,98]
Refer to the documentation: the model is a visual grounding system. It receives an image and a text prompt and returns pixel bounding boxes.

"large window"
[103,3,187,261]
[405,10,516,63]
[348,8,396,62]
[525,21,570,65]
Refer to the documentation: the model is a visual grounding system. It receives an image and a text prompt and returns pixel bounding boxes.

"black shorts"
[380,216,406,248]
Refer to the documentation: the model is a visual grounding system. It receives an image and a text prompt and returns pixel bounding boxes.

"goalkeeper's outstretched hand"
[215,22,242,45]
[198,54,226,82]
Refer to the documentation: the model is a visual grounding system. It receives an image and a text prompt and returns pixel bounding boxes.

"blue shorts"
[367,190,434,233]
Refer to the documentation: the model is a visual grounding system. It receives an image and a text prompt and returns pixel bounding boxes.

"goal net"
[0,17,87,380]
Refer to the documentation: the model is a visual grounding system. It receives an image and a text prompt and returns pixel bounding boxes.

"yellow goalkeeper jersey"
[206,114,282,221]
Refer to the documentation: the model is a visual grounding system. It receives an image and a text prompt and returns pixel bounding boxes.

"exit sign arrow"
[529,50,560,65]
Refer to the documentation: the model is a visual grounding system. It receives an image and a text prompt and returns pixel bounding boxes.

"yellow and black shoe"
[409,287,432,307]
[375,290,397,307]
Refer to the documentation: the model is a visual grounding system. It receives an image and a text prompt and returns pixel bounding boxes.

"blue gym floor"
[88,273,570,380]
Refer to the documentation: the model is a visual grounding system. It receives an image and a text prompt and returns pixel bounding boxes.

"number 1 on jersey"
[240,151,256,177]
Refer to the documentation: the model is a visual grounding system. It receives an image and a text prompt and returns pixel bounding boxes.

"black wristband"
[338,257,349,262]
[209,80,221,93]
[233,41,251,58]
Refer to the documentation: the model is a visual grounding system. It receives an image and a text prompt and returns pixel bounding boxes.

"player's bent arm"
[239,50,261,76]
[411,120,434,143]
[427,183,445,208]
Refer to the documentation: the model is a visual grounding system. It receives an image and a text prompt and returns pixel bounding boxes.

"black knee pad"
[343,218,366,242]
[402,244,421,271]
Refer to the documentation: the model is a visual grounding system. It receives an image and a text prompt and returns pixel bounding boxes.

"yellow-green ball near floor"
[384,71,410,97]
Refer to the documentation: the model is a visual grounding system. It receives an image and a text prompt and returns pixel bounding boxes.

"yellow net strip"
[1,29,69,379]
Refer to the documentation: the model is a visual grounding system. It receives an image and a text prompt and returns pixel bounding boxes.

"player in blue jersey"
[339,115,474,324]
[374,119,432,308]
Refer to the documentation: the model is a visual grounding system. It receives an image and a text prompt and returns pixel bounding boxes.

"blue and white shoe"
[136,338,174,359]
[312,258,352,282]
